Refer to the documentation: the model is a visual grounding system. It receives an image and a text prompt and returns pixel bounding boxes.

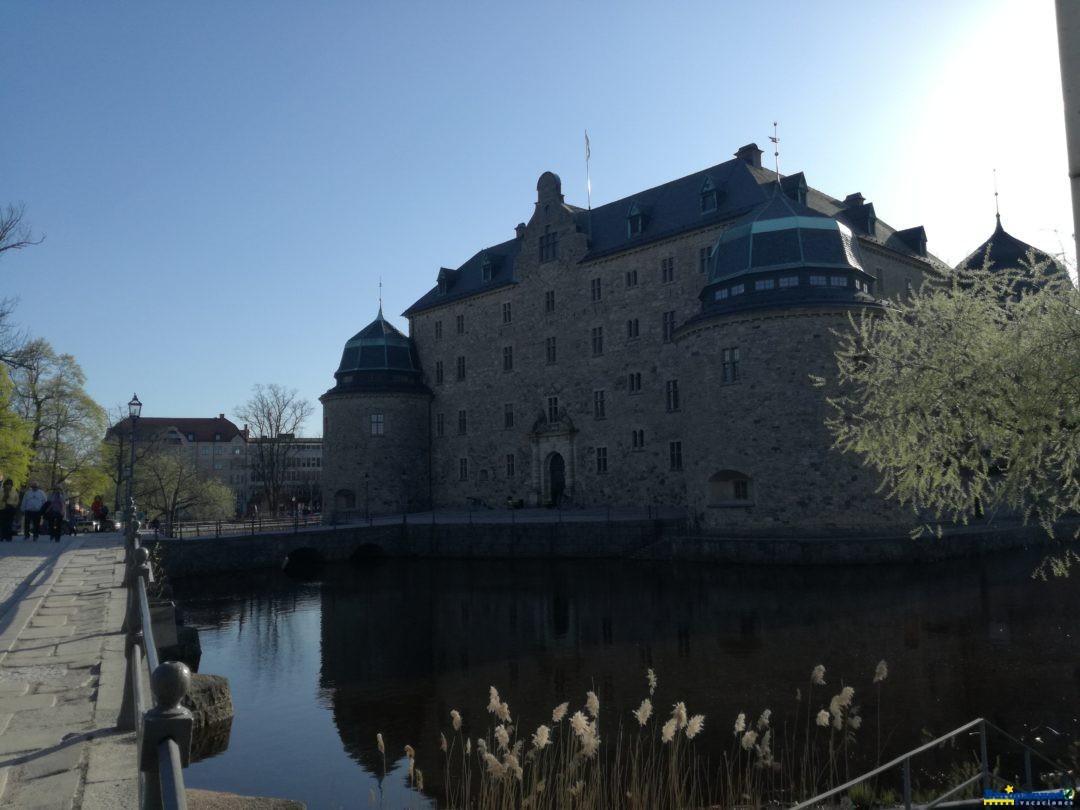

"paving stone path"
[0,534,136,809]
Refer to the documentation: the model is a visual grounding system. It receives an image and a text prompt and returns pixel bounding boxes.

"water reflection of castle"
[314,552,1079,791]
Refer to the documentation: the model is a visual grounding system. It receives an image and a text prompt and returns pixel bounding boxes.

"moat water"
[171,545,1079,809]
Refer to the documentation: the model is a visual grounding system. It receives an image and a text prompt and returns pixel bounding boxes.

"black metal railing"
[168,514,322,539]
[119,536,192,810]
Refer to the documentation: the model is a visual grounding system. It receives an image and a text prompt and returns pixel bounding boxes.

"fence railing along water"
[118,534,193,810]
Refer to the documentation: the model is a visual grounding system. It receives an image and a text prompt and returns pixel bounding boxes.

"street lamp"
[126,393,141,547]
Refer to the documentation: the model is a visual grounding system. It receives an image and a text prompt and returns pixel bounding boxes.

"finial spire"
[769,121,781,178]
[993,168,1001,227]
[378,277,383,317]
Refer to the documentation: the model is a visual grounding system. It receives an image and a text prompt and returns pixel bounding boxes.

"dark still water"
[171,546,1080,809]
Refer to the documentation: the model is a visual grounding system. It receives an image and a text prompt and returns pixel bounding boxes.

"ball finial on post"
[150,661,191,712]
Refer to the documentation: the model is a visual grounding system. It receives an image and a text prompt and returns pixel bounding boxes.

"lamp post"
[126,393,142,548]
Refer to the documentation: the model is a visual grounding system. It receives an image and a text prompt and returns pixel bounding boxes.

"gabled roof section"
[107,415,247,443]
[403,237,522,316]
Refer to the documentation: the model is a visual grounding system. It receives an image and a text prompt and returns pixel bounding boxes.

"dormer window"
[700,177,718,213]
[627,203,644,238]
[437,279,447,295]
[481,255,493,282]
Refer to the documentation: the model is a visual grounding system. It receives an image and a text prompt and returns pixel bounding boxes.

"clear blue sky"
[2,0,1071,435]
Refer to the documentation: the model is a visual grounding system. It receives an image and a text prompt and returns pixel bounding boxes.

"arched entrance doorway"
[548,452,566,506]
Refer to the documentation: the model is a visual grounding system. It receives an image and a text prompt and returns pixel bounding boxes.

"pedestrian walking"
[44,486,66,542]
[20,481,46,541]
[0,479,19,541]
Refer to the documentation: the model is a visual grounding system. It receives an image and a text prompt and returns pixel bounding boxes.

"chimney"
[218,413,224,420]
[515,223,526,240]
[844,192,865,207]
[734,143,763,168]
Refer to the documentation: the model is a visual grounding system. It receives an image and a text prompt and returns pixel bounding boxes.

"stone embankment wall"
[151,518,1051,579]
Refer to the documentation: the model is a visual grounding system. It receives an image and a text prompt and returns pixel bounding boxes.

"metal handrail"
[790,717,1075,810]
[119,534,193,810]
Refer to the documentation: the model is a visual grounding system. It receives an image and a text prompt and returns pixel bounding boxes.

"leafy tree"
[136,446,235,535]
[235,384,313,514]
[821,258,1079,574]
[0,369,32,485]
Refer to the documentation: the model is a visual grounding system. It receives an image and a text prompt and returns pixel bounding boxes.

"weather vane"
[770,121,781,178]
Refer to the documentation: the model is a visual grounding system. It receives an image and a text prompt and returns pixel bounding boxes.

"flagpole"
[585,129,593,241]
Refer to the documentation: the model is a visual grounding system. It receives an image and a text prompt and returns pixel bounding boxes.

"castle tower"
[321,307,432,519]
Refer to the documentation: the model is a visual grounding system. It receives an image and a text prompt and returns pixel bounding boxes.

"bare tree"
[137,446,234,536]
[235,384,313,514]
[0,203,44,257]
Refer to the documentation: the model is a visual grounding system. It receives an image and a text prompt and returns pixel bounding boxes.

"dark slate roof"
[325,308,429,396]
[107,415,246,443]
[957,216,1063,273]
[403,238,522,316]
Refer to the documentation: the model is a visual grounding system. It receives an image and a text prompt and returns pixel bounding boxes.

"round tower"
[321,307,432,520]
[678,188,911,533]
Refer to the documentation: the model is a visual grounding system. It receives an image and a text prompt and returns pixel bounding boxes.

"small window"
[435,360,444,385]
[715,288,729,301]
[730,284,745,296]
[628,372,642,394]
[502,302,512,324]
[503,345,513,372]
[591,326,604,355]
[435,320,443,339]
[627,203,644,237]
[669,441,683,471]
[593,390,606,419]
[665,379,680,412]
[734,480,749,500]
[596,446,608,474]
[456,355,466,381]
[778,276,799,288]
[456,314,465,334]
[662,310,676,343]
[370,413,384,436]
[505,453,516,478]
[186,433,194,442]
[631,429,645,450]
[201,446,209,456]
[661,256,675,284]
[709,470,753,505]
[504,403,514,429]
[547,396,559,423]
[755,279,775,291]
[590,277,602,302]
[539,225,559,262]
[481,256,494,282]
[545,336,557,364]
[700,177,718,213]
[830,276,848,287]
[459,458,469,481]
[545,289,556,313]
[722,347,740,383]
[810,275,827,286]
[627,318,639,339]
[458,409,467,435]
[625,269,638,287]
[699,246,710,274]
[436,413,445,437]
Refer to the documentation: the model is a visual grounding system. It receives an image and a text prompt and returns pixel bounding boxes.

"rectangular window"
[596,446,608,474]
[456,314,465,334]
[545,336,557,364]
[547,396,559,422]
[722,347,741,383]
[625,269,638,287]
[626,318,639,339]
[436,413,445,437]
[628,371,642,394]
[504,403,514,429]
[631,428,645,450]
[539,226,559,262]
[503,345,513,372]
[502,302,512,324]
[662,310,676,343]
[699,246,710,274]
[830,275,848,287]
[506,453,515,478]
[731,283,745,296]
[715,288,729,300]
[661,256,675,283]
[435,320,443,339]
[809,275,827,286]
[666,379,680,412]
[370,413,384,436]
[458,409,467,435]
[669,441,683,471]
[590,277,602,302]
[779,275,799,288]
[593,389,606,419]
[755,279,775,291]
[459,458,469,481]
[435,360,444,385]
[591,326,604,355]
[456,355,466,381]
[545,289,555,313]
[733,479,750,500]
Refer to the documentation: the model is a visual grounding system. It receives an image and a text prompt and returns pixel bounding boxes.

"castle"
[320,142,1049,534]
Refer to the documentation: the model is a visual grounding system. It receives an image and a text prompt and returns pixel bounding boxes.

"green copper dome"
[328,308,427,394]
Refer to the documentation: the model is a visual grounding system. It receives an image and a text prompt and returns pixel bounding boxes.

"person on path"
[91,495,104,532]
[20,481,46,541]
[0,479,19,541]
[44,486,66,542]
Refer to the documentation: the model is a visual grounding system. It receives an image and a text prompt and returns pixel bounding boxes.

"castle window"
[669,441,683,471]
[628,372,642,394]
[504,403,514,429]
[709,470,754,506]
[715,288,729,300]
[544,289,555,313]
[722,347,740,383]
[631,429,645,450]
[700,177,718,213]
[593,389,606,419]
[596,446,608,474]
[459,458,469,481]
[539,225,559,262]
[506,453,515,478]
[661,256,675,284]
[627,318,639,339]
[830,276,848,287]
[502,302,512,324]
[456,355,466,380]
[456,314,465,334]
[435,320,443,339]
[627,203,644,237]
[590,277,602,302]
[809,275,827,286]
[662,310,676,343]
[547,396,559,422]
[435,360,444,385]
[699,246,710,274]
[779,275,799,288]
[458,410,467,435]
[730,284,745,296]
[665,379,680,412]
[755,279,775,291]
[625,269,638,287]
[481,256,493,282]
[370,413,384,436]
[545,337,557,364]
[503,345,513,372]
[591,326,604,356]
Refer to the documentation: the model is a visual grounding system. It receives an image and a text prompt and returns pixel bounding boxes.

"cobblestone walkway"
[0,534,135,809]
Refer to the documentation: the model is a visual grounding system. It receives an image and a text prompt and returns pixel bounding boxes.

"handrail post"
[1023,749,1032,791]
[903,757,912,810]
[141,661,193,810]
[980,719,990,795]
